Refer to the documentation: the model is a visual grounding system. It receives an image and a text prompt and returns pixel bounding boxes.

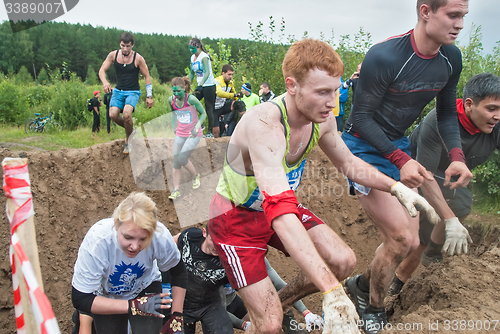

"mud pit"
[0,138,498,333]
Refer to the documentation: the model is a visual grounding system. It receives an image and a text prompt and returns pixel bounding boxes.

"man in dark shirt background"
[91,90,101,136]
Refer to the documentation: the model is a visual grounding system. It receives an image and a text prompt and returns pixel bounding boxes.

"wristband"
[384,149,412,170]
[302,310,311,317]
[390,182,400,192]
[448,147,466,164]
[322,284,341,295]
[146,83,153,98]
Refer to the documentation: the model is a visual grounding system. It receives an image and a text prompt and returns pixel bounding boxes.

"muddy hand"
[322,286,361,334]
[390,182,440,224]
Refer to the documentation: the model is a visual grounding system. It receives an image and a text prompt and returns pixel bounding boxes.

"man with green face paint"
[168,77,207,200]
[188,38,216,138]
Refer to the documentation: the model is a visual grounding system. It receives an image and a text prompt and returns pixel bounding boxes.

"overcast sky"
[1,0,498,53]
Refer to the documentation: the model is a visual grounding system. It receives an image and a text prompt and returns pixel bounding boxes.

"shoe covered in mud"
[282,309,306,334]
[387,275,405,296]
[362,306,387,334]
[345,275,369,316]
[420,249,443,267]
[192,174,200,189]
[168,189,181,200]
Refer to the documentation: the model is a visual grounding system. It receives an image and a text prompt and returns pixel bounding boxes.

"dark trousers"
[194,85,216,134]
[184,302,234,334]
[106,107,111,133]
[225,119,237,136]
[336,115,344,132]
[92,110,100,133]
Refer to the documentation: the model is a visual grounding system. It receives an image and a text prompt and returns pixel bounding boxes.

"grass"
[0,124,125,151]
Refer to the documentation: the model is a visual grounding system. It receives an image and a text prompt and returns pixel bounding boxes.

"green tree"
[150,64,160,81]
[85,64,98,85]
[0,79,29,123]
[37,67,50,85]
[15,65,33,84]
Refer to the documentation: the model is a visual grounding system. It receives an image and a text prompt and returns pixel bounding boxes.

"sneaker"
[282,310,306,334]
[168,189,181,200]
[203,133,214,138]
[362,307,388,334]
[420,250,443,267]
[387,276,405,296]
[192,174,200,189]
[344,275,370,316]
[123,143,130,154]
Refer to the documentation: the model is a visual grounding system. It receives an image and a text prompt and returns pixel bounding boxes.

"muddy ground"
[0,138,499,333]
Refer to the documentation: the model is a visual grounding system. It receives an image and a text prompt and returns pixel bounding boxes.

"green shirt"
[241,93,260,111]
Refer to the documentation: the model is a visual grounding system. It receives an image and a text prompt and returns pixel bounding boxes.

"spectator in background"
[342,62,362,111]
[259,82,276,103]
[222,100,246,137]
[91,90,101,136]
[188,38,216,138]
[103,91,113,134]
[241,83,260,111]
[213,64,242,138]
[337,79,349,131]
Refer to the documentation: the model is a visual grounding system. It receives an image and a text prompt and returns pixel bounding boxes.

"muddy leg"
[278,271,318,312]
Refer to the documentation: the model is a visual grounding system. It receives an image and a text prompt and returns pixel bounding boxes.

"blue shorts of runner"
[110,88,141,111]
[418,171,472,246]
[341,131,411,196]
[184,302,233,334]
[173,135,202,169]
[208,192,325,289]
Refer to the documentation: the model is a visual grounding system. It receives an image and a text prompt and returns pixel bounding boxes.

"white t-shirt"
[72,218,180,300]
[190,51,215,87]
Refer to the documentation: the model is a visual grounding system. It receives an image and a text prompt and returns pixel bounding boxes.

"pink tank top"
[172,94,202,137]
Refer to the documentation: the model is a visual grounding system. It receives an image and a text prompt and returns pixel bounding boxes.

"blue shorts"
[341,131,411,195]
[110,88,141,111]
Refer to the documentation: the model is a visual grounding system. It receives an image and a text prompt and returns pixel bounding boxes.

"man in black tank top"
[98,32,154,154]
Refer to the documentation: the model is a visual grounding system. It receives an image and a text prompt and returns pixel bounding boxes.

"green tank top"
[216,94,321,211]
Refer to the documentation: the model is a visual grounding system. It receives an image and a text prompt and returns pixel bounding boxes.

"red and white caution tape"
[10,246,25,334]
[2,159,34,234]
[3,159,61,334]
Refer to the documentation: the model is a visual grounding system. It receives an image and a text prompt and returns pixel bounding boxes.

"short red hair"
[282,39,344,84]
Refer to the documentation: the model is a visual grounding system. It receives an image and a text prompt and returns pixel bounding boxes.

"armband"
[261,190,299,225]
[448,147,466,164]
[384,149,412,170]
[146,83,153,98]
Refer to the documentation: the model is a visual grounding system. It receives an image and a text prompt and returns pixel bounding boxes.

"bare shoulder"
[242,102,284,138]
[230,102,285,153]
[107,50,117,59]
[135,52,146,64]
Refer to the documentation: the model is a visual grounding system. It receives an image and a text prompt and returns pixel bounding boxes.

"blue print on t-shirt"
[108,262,146,295]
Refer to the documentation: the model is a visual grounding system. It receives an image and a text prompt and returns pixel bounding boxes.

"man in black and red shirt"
[388,72,500,294]
[342,1,472,332]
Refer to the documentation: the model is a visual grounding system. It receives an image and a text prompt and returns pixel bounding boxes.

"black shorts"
[213,100,233,127]
[419,173,472,246]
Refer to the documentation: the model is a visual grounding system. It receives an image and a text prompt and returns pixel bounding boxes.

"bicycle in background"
[25,112,62,134]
